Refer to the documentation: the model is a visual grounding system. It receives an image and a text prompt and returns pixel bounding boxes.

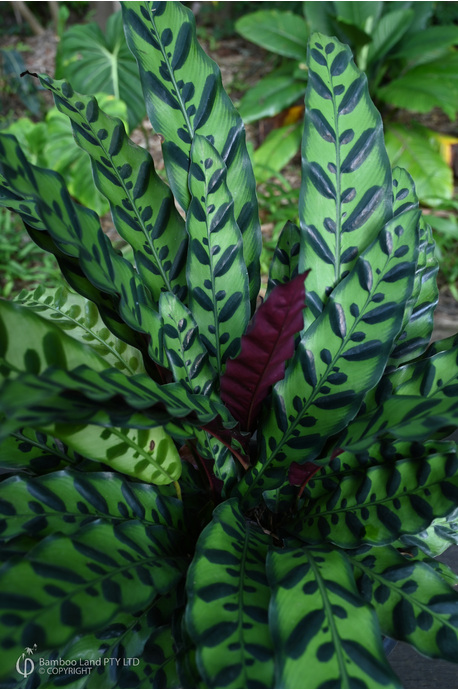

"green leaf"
[400,514,458,559]
[385,123,454,205]
[252,121,303,184]
[236,10,309,61]
[299,33,393,329]
[238,207,419,505]
[39,76,188,304]
[0,468,184,541]
[392,25,458,65]
[365,8,414,67]
[51,423,182,485]
[350,545,458,662]
[0,133,166,368]
[15,285,146,375]
[0,298,108,379]
[378,55,458,121]
[160,290,216,395]
[267,543,399,688]
[44,94,129,216]
[0,365,227,443]
[0,520,185,675]
[341,344,458,452]
[186,498,274,689]
[0,428,80,474]
[56,11,145,129]
[267,221,301,294]
[186,134,250,372]
[122,1,261,307]
[238,71,306,124]
[293,446,458,548]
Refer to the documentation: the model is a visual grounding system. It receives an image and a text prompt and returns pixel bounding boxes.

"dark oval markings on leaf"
[194,74,218,130]
[338,73,365,114]
[357,259,373,292]
[27,482,66,513]
[361,302,399,325]
[124,8,160,48]
[314,390,356,409]
[143,71,180,110]
[382,262,414,283]
[218,292,243,322]
[310,48,327,66]
[331,50,349,76]
[197,582,239,602]
[342,340,382,361]
[300,348,318,387]
[192,287,214,311]
[341,128,378,173]
[308,70,332,100]
[214,244,239,277]
[171,22,192,71]
[309,109,336,143]
[342,187,385,233]
[200,621,238,647]
[191,238,210,266]
[379,229,394,256]
[308,162,336,200]
[329,300,347,339]
[305,225,334,265]
[287,609,325,659]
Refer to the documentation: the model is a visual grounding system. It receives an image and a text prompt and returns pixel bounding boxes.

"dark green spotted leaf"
[0,365,228,444]
[350,545,458,662]
[0,469,184,541]
[0,520,185,674]
[400,514,458,560]
[122,1,261,307]
[238,208,419,506]
[267,543,399,688]
[186,134,250,372]
[0,428,81,474]
[266,221,301,295]
[186,498,274,689]
[292,446,458,548]
[38,75,188,305]
[341,344,458,453]
[299,33,392,329]
[160,290,216,396]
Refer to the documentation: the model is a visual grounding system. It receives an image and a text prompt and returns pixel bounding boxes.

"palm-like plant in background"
[0,2,457,688]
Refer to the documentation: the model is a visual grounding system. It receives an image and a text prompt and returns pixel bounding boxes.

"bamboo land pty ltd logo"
[15,644,37,679]
[15,645,141,679]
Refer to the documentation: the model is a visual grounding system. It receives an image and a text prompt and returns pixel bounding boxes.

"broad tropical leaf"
[15,285,146,375]
[0,428,80,474]
[0,520,185,673]
[385,123,454,205]
[378,54,458,121]
[350,545,458,662]
[186,499,274,689]
[299,33,392,328]
[122,1,262,305]
[238,71,306,125]
[220,273,307,430]
[238,207,419,505]
[0,469,184,541]
[235,10,309,61]
[186,134,250,372]
[267,543,399,689]
[56,10,145,129]
[39,75,188,304]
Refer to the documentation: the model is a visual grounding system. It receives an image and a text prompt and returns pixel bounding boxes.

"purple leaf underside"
[220,272,308,430]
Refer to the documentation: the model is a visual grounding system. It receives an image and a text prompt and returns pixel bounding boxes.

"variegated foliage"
[0,5,457,689]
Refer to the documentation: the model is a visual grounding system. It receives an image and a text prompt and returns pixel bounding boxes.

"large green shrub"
[0,2,457,688]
